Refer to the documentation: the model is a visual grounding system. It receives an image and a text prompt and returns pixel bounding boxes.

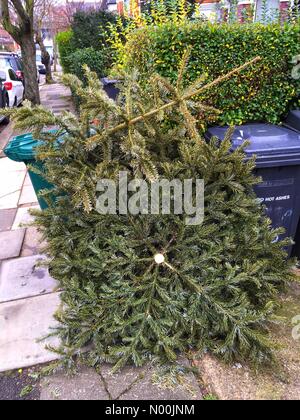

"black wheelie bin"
[205,123,300,257]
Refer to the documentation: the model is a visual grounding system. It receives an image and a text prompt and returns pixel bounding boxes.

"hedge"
[56,10,129,81]
[56,30,74,73]
[65,47,110,84]
[71,10,118,51]
[122,22,300,125]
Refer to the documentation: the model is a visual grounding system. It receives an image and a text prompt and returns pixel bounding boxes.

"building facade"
[114,0,295,22]
[0,28,17,52]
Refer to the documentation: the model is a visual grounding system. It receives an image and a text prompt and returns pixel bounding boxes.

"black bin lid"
[284,110,300,132]
[100,77,119,86]
[205,123,300,168]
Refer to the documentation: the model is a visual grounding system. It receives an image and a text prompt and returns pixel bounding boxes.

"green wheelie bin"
[4,132,56,210]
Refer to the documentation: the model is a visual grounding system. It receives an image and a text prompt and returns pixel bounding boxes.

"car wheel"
[13,97,17,107]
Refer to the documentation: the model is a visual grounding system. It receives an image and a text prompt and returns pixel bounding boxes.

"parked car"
[0,52,24,83]
[36,53,46,75]
[0,72,9,123]
[45,46,54,65]
[0,67,24,107]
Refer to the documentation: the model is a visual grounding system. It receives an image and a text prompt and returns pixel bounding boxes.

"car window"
[8,69,18,81]
[8,58,17,71]
[0,56,18,70]
[12,56,22,70]
[0,57,10,68]
[16,58,23,70]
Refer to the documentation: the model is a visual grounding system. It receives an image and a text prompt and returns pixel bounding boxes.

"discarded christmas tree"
[7,55,295,370]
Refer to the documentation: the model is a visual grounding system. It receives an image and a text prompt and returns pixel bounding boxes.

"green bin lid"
[4,133,42,162]
[4,130,61,162]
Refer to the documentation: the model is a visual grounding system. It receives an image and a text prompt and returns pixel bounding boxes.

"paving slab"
[12,205,40,230]
[18,184,38,206]
[101,360,202,400]
[0,159,26,210]
[0,122,14,156]
[23,172,32,187]
[100,364,145,400]
[40,367,109,400]
[21,227,46,257]
[0,157,26,174]
[0,292,61,372]
[0,171,26,197]
[0,229,25,260]
[0,254,58,303]
[0,190,21,210]
[0,208,17,231]
[52,104,69,109]
[119,365,202,400]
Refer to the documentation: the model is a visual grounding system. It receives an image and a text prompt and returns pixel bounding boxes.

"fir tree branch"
[86,56,261,147]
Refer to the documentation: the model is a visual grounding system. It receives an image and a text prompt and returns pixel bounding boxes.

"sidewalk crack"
[115,371,146,400]
[95,366,113,400]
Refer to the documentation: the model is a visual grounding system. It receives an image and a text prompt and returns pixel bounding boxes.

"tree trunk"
[44,56,53,84]
[36,31,54,84]
[20,34,40,104]
[53,38,58,73]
